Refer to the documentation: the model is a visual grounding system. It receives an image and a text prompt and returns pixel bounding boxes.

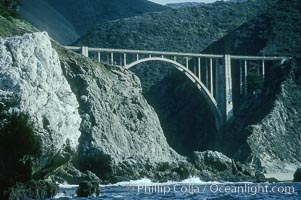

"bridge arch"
[126,57,222,128]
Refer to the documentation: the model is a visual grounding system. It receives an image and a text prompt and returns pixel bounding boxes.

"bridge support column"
[97,52,101,63]
[239,60,243,96]
[186,57,189,69]
[210,58,213,95]
[244,60,248,96]
[215,59,220,101]
[123,53,127,66]
[197,57,201,81]
[217,55,233,126]
[81,46,89,57]
[111,52,114,65]
[262,60,265,79]
[206,59,209,88]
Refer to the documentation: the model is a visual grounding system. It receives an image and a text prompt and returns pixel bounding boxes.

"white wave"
[54,192,72,199]
[58,183,78,189]
[102,176,224,187]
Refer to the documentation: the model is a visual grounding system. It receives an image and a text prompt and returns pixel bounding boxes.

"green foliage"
[0,97,41,199]
[0,15,36,38]
[0,0,21,19]
[46,0,167,35]
[77,0,277,53]
[205,0,301,57]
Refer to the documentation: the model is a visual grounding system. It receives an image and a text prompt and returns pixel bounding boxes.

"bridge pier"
[217,55,233,126]
[81,46,89,57]
[244,60,248,96]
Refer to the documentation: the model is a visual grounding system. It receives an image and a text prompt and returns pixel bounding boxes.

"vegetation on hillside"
[204,0,301,57]
[0,15,36,38]
[0,0,21,18]
[76,0,279,157]
[77,0,277,52]
[46,0,167,36]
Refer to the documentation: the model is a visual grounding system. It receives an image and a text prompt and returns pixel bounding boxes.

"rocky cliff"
[0,32,81,198]
[54,42,185,182]
[203,0,301,173]
[0,31,81,166]
[0,31,187,187]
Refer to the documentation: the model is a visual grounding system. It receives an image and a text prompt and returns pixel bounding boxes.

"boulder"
[7,180,58,200]
[193,151,263,182]
[76,181,100,197]
[293,167,301,182]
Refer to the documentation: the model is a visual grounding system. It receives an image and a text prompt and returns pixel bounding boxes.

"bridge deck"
[64,46,287,61]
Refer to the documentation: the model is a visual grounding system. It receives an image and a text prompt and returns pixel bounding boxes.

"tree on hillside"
[0,0,21,18]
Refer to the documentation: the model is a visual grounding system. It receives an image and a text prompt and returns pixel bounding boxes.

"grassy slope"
[0,16,37,38]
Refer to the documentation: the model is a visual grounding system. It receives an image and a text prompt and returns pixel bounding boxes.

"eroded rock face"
[244,75,301,173]
[193,151,262,182]
[0,32,81,165]
[56,45,184,181]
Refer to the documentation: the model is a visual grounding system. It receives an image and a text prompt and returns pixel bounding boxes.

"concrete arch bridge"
[65,46,288,129]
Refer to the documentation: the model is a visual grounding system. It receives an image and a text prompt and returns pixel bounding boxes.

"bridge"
[65,46,287,128]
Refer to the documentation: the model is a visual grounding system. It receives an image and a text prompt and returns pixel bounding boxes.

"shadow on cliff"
[131,63,218,158]
[215,59,299,166]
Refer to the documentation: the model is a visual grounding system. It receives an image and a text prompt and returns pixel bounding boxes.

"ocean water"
[51,177,301,200]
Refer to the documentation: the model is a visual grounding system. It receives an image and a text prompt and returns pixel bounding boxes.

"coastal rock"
[56,45,184,182]
[7,180,58,200]
[0,32,81,195]
[293,168,301,182]
[240,68,301,174]
[193,151,260,182]
[0,32,81,153]
[76,181,100,197]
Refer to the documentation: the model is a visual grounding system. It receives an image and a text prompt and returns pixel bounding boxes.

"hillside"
[166,2,203,9]
[76,0,278,157]
[77,0,277,52]
[204,0,301,56]
[46,0,167,36]
[20,0,79,44]
[20,0,167,44]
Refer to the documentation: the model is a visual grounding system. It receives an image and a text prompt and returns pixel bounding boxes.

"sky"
[149,0,218,5]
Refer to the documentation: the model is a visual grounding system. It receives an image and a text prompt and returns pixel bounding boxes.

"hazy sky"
[149,0,218,5]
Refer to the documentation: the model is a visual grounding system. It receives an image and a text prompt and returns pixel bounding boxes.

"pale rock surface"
[0,32,81,157]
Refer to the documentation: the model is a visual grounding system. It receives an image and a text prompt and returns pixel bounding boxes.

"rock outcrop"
[193,151,262,182]
[55,44,185,182]
[293,167,301,182]
[0,32,81,168]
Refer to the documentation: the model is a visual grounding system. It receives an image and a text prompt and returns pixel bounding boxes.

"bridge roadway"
[65,46,288,129]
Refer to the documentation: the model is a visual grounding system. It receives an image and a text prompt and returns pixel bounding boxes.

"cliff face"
[0,32,81,164]
[203,0,301,173]
[0,32,82,197]
[55,45,183,181]
[242,63,301,173]
[0,31,185,187]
